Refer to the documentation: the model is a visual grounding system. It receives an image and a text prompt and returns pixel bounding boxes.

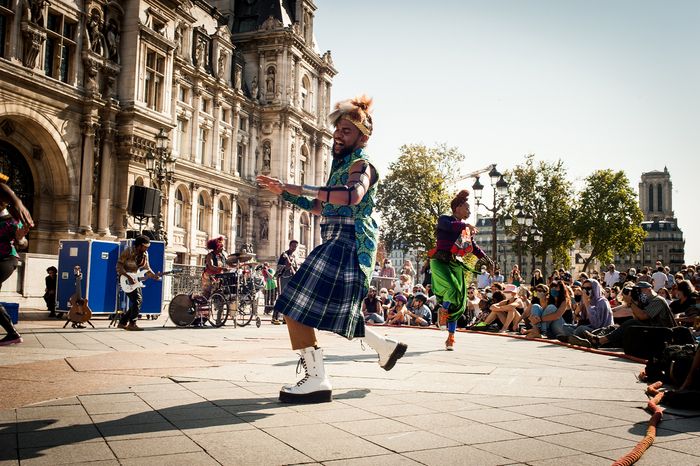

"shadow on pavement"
[0,388,370,462]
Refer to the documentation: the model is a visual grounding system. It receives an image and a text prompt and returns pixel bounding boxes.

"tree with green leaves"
[504,154,575,275]
[573,169,646,272]
[376,143,465,254]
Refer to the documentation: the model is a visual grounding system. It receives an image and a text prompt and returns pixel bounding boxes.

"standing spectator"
[420,258,432,288]
[44,266,58,318]
[476,265,491,289]
[651,266,668,292]
[261,262,277,313]
[407,293,432,326]
[400,259,416,285]
[362,287,384,324]
[604,264,620,288]
[530,269,545,287]
[491,268,505,284]
[380,259,395,278]
[273,240,299,325]
[637,267,653,284]
[509,265,522,286]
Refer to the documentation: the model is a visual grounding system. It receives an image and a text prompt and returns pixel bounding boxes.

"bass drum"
[168,294,196,327]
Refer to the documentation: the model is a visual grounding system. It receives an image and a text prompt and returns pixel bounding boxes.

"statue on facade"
[174,22,183,55]
[266,67,275,93]
[25,0,49,26]
[250,75,259,100]
[234,67,242,90]
[195,39,205,68]
[259,216,268,240]
[105,19,120,63]
[262,142,271,172]
[87,11,105,56]
[217,50,227,79]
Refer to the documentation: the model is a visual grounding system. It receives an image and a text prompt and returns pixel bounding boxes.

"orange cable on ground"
[611,381,665,466]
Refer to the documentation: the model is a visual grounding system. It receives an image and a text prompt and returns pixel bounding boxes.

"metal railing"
[170,264,205,297]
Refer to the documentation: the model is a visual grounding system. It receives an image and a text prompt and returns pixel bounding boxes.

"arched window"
[657,183,663,212]
[301,76,310,110]
[197,193,206,231]
[174,188,185,228]
[299,213,310,246]
[0,141,34,218]
[648,184,654,213]
[236,203,243,239]
[218,198,230,236]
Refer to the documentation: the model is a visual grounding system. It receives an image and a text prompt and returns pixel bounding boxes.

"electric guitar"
[120,268,179,293]
[68,266,92,323]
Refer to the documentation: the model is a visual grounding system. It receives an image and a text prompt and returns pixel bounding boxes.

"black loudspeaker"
[127,185,161,218]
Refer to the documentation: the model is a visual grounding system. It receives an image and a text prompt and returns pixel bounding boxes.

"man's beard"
[332,140,360,159]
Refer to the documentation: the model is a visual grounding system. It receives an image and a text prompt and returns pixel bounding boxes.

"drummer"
[202,236,229,298]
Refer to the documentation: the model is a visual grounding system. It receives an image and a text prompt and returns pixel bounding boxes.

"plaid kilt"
[274,218,366,340]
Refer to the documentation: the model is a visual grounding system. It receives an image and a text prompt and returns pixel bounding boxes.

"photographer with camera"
[581,281,676,348]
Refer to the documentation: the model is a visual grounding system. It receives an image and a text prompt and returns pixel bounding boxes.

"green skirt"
[430,257,471,322]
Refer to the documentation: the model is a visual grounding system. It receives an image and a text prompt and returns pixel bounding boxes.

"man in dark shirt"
[584,281,676,348]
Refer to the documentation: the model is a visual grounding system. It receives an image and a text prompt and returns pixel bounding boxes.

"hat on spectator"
[504,284,518,294]
[573,280,582,287]
[413,293,428,303]
[635,281,652,289]
[394,293,407,303]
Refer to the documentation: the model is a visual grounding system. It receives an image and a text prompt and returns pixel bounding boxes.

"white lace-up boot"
[363,328,408,371]
[279,347,332,403]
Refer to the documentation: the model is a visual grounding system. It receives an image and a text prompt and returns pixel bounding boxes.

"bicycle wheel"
[208,293,229,327]
[235,298,254,327]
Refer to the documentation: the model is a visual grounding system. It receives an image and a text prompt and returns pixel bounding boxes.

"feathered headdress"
[328,95,373,136]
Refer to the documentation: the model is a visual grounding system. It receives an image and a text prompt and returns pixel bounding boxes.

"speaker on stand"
[127,185,162,236]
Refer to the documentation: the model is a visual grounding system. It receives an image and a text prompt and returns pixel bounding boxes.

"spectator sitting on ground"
[362,286,384,324]
[671,280,699,326]
[582,281,676,348]
[465,286,481,326]
[378,287,393,314]
[609,286,621,308]
[397,273,412,295]
[407,293,432,327]
[564,279,613,346]
[611,284,635,323]
[386,293,409,325]
[475,285,520,332]
[657,287,672,305]
[526,281,570,339]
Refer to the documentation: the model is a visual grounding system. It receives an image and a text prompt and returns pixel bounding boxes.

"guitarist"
[116,235,159,331]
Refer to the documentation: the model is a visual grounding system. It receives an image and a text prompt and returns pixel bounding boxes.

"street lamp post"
[145,128,177,242]
[472,166,509,268]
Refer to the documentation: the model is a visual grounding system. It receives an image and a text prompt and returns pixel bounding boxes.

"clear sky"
[314,0,699,264]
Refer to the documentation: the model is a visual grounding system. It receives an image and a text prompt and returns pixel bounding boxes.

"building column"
[79,121,97,233]
[229,193,237,254]
[97,124,115,235]
[189,186,199,264]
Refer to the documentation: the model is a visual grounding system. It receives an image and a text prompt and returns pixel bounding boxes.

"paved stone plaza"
[1,311,699,465]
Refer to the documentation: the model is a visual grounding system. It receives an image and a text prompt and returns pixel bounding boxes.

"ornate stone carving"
[262,140,271,174]
[20,20,46,69]
[259,215,268,241]
[217,50,227,79]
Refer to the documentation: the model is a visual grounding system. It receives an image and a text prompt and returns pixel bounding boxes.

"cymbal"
[226,252,255,265]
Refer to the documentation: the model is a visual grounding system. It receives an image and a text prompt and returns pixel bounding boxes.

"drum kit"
[167,252,265,328]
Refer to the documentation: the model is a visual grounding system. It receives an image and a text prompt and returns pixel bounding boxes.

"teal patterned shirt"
[282,148,379,291]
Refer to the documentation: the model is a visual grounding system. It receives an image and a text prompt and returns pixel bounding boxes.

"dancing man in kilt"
[257,95,407,403]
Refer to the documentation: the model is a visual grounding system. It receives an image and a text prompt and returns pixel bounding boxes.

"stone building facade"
[0,0,335,296]
[614,167,685,271]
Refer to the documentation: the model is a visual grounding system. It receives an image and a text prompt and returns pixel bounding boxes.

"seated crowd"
[366,261,700,344]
